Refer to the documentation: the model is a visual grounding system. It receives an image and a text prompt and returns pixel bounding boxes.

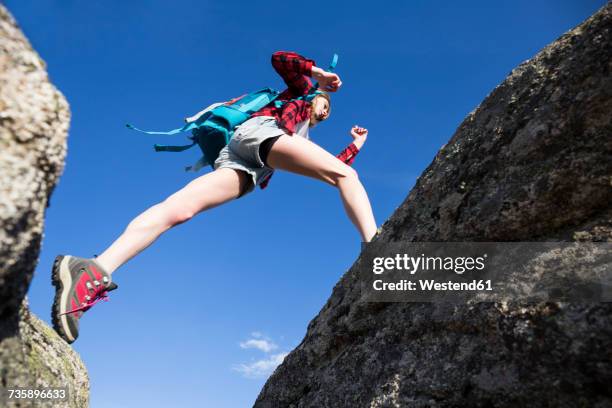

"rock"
[0,5,88,407]
[0,298,89,408]
[255,3,612,408]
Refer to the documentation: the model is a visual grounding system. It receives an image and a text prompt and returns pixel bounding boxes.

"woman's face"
[311,96,330,125]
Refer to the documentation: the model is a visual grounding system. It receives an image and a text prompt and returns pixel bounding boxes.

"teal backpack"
[126,54,338,172]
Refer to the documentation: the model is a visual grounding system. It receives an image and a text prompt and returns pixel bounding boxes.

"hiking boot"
[51,255,118,344]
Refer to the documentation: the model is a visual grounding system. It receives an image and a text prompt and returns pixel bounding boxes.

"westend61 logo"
[359,242,612,303]
[372,253,488,275]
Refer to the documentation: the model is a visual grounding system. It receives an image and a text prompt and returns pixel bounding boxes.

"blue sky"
[6,0,605,406]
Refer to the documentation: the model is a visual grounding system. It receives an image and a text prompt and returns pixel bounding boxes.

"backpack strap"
[132,125,199,153]
[185,155,209,172]
[125,102,223,136]
[126,105,221,153]
[126,121,199,136]
[328,53,339,72]
[231,88,280,115]
[311,52,339,89]
[153,139,197,152]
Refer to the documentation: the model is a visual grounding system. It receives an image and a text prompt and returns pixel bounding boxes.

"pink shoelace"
[60,285,112,316]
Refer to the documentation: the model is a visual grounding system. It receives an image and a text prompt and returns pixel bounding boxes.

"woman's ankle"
[93,255,116,275]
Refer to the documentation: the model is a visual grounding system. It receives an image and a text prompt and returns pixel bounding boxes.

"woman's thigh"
[164,167,252,218]
[265,135,355,186]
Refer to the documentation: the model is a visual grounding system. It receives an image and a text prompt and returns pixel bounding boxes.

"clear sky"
[7,1,605,407]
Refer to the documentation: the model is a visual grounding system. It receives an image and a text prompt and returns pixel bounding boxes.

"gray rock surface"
[0,5,88,407]
[255,3,612,407]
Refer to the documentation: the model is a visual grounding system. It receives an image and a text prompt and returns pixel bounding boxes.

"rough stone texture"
[1,298,89,408]
[255,4,612,408]
[0,5,88,407]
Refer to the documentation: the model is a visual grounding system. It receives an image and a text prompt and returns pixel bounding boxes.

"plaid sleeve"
[336,142,360,166]
[271,51,316,97]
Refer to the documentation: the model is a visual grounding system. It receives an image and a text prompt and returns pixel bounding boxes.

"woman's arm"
[311,66,343,93]
[336,126,368,165]
[271,51,316,96]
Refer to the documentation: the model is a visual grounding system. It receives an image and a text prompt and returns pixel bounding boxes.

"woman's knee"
[159,197,196,226]
[124,200,187,232]
[329,163,359,187]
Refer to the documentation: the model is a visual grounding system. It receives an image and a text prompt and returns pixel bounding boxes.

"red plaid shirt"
[252,51,360,189]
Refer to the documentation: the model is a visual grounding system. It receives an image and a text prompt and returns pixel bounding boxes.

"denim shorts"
[213,116,286,197]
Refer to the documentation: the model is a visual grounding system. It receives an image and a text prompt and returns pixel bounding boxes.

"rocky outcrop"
[1,298,89,408]
[255,3,612,408]
[0,5,88,407]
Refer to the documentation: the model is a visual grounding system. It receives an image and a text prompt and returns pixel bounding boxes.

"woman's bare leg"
[266,135,377,242]
[95,168,251,274]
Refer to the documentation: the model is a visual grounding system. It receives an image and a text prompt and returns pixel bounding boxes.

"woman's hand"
[312,66,342,92]
[350,125,368,149]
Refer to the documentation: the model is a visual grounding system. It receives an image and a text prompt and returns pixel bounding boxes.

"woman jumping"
[51,51,377,343]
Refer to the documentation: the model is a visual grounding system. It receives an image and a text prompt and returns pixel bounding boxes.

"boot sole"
[51,255,77,343]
